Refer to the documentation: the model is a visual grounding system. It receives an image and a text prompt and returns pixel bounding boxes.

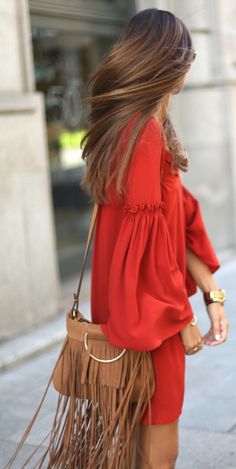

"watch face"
[204,290,226,303]
[209,290,226,301]
[219,290,226,299]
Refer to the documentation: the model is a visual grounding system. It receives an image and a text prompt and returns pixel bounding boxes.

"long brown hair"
[80,8,196,204]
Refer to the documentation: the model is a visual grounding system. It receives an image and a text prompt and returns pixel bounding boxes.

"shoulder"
[123,113,164,142]
[133,117,164,164]
[120,114,165,172]
[139,116,164,144]
[125,115,165,181]
[125,114,164,152]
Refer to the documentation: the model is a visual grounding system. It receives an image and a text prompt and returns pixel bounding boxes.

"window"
[31,27,118,278]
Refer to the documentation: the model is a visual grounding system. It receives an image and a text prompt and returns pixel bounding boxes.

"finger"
[188,348,201,355]
[202,331,220,346]
[212,319,221,341]
[185,344,203,355]
[207,319,228,344]
[202,331,211,339]
[202,331,213,345]
[185,346,196,355]
[204,318,229,345]
[204,335,226,346]
[219,329,227,342]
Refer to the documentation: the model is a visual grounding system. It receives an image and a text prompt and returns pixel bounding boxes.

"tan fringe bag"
[5,203,155,469]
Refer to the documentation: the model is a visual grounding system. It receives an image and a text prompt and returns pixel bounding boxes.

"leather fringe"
[5,337,154,469]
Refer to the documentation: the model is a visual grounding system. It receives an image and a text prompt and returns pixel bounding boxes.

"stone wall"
[0,0,59,339]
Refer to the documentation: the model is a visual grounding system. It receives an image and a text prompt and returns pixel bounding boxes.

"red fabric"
[90,113,220,424]
[182,184,220,296]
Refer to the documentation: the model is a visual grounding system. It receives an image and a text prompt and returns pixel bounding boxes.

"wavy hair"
[80,8,196,204]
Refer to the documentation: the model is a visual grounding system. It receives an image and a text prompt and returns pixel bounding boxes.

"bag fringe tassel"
[4,336,155,469]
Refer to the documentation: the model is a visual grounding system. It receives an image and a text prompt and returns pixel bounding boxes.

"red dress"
[90,113,220,425]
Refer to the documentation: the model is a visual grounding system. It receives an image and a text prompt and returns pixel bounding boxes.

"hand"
[202,302,229,346]
[179,319,203,355]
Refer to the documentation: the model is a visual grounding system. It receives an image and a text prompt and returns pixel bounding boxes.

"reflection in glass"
[31,28,117,278]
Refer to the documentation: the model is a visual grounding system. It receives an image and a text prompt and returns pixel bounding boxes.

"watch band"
[203,289,226,305]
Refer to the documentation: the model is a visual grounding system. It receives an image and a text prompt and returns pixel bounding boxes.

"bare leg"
[136,418,179,469]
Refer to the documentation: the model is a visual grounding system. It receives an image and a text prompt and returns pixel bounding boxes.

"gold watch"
[203,289,226,305]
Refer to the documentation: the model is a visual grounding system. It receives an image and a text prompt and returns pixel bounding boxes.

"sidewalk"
[0,271,92,373]
[0,253,236,468]
[176,255,236,468]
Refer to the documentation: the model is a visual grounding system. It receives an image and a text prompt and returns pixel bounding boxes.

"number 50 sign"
[46,79,83,128]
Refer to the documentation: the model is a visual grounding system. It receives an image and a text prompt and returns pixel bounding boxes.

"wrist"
[200,280,219,293]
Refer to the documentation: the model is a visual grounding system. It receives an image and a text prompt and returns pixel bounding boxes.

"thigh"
[136,419,179,469]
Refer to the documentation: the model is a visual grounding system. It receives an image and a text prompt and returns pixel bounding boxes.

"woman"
[81,8,229,469]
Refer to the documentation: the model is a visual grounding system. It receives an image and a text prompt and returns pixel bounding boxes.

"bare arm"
[186,247,229,346]
[186,247,219,292]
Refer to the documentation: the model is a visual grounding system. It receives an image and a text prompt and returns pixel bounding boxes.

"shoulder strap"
[71,203,98,317]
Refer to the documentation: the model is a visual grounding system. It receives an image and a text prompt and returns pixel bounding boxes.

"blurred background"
[0,0,236,341]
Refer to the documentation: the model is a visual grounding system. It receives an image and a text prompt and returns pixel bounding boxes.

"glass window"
[31,27,117,279]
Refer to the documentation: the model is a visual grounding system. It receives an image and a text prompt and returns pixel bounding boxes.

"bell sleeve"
[100,117,194,352]
[181,183,221,296]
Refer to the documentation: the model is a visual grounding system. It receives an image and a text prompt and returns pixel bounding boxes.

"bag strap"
[71,133,166,318]
[71,203,98,318]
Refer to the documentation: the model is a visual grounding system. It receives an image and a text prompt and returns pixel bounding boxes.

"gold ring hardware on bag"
[84,332,127,363]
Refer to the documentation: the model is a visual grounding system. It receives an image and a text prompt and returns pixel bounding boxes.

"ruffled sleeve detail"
[123,201,166,216]
[100,117,194,352]
[182,183,221,296]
